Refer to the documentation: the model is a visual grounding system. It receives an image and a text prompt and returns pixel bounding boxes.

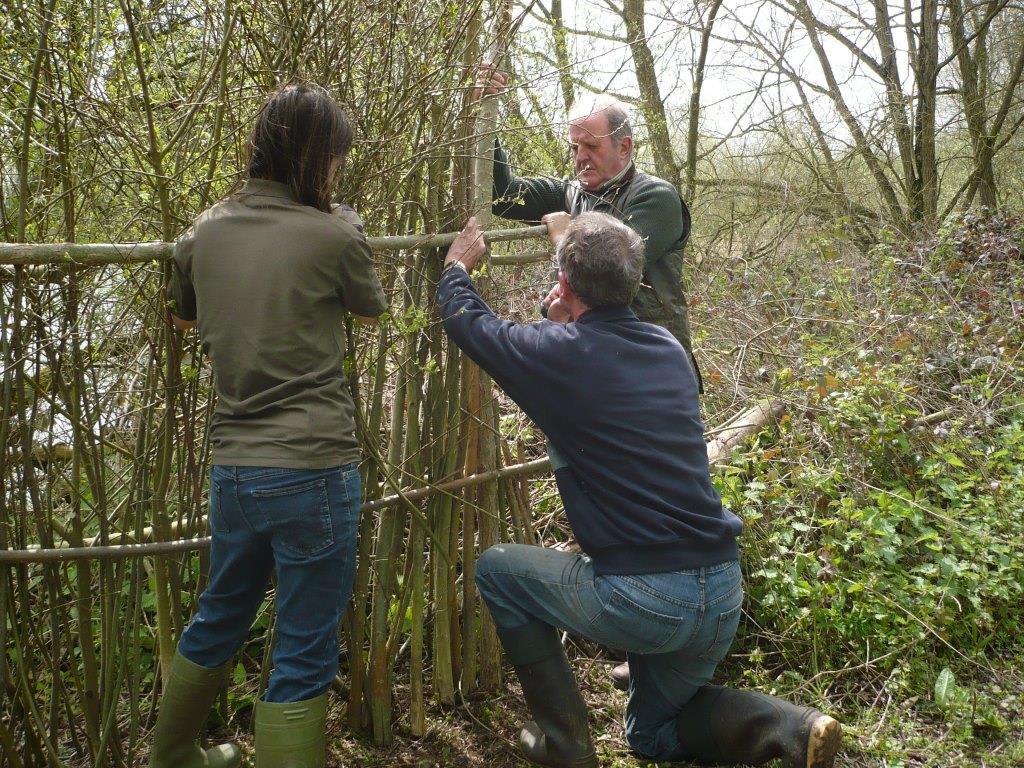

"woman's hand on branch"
[445,217,487,272]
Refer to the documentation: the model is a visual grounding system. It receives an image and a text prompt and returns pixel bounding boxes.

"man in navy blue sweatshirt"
[438,213,841,768]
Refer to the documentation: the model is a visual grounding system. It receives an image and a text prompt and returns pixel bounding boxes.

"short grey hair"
[569,94,632,144]
[557,212,644,308]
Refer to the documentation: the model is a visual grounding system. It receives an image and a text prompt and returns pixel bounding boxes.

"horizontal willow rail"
[0,225,550,266]
[1,537,217,564]
[0,457,553,564]
[1,400,785,565]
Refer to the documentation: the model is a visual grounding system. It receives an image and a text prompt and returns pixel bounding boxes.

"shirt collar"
[575,305,637,324]
[240,177,294,199]
[591,161,636,195]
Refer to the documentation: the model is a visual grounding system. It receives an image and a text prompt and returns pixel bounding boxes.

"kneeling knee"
[474,544,514,585]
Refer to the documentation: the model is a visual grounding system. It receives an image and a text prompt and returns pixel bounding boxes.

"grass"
[185,642,1024,767]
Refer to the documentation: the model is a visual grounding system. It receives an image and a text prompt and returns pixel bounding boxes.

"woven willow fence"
[0,2,783,765]
[0,210,782,765]
[0,1,541,761]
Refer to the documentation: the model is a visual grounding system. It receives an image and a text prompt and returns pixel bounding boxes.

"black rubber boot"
[609,661,630,692]
[675,685,841,768]
[499,621,598,768]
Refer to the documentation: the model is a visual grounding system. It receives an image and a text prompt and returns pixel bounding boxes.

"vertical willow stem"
[63,277,102,759]
[0,277,14,753]
[430,341,461,705]
[459,358,480,694]
[348,316,390,731]
[408,465,426,735]
[368,354,406,744]
[367,187,421,744]
[464,0,514,692]
[476,390,501,691]
[405,253,429,736]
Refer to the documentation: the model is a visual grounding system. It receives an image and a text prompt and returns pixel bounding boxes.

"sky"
[512,0,964,152]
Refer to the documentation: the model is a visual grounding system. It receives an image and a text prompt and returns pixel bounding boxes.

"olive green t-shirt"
[168,178,387,468]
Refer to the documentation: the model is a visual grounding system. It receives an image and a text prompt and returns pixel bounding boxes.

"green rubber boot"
[254,693,329,768]
[148,651,241,768]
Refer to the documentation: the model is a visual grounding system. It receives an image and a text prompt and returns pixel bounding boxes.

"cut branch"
[0,225,549,266]
[3,401,787,564]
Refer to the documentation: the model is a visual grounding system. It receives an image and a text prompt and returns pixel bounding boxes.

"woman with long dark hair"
[149,83,386,768]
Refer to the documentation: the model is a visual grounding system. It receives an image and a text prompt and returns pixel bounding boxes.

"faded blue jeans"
[178,464,361,702]
[475,543,743,761]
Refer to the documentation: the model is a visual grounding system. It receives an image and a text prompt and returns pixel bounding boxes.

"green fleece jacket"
[492,142,693,353]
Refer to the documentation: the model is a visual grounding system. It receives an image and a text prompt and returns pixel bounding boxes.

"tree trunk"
[549,0,575,110]
[913,0,940,225]
[948,0,999,210]
[622,0,681,187]
[685,0,723,200]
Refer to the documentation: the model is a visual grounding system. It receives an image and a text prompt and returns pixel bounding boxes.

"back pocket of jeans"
[597,587,687,654]
[698,603,741,662]
[253,478,333,557]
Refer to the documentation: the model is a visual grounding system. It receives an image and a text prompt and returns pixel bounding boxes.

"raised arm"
[332,204,386,324]
[472,64,569,222]
[336,227,387,321]
[491,142,569,223]
[167,234,198,330]
[437,218,556,416]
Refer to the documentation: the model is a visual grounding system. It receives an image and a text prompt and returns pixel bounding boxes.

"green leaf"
[973,705,1007,731]
[934,667,956,708]
[232,661,246,686]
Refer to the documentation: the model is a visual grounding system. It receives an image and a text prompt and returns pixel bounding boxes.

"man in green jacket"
[476,67,702,697]
[479,70,698,384]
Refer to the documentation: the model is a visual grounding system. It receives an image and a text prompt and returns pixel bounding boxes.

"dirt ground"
[207,645,1023,768]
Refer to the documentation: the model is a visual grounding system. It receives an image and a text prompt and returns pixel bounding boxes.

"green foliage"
[713,212,1024,704]
[932,666,1008,735]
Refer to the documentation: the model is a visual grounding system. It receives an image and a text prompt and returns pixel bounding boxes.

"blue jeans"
[475,543,743,761]
[178,464,361,703]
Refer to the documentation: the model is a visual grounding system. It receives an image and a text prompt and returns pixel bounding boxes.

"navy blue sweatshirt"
[438,266,741,575]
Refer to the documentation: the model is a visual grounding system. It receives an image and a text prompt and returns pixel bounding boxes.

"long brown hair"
[247,84,353,212]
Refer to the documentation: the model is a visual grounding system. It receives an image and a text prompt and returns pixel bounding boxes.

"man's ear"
[619,135,633,163]
[558,271,574,302]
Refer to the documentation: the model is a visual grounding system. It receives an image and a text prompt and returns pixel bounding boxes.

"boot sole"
[805,714,842,768]
[520,723,597,768]
[207,743,242,768]
[524,753,598,768]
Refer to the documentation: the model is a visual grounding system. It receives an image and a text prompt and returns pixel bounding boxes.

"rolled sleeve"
[168,236,197,321]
